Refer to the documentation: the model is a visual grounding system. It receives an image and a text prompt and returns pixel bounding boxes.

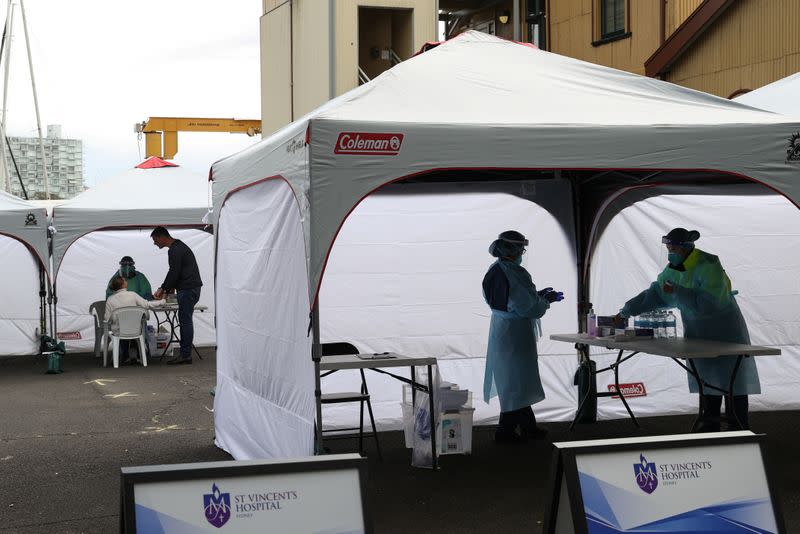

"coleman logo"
[608,382,647,398]
[335,132,404,155]
[57,331,82,340]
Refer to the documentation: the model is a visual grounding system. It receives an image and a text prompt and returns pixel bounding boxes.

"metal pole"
[19,0,49,199]
[513,0,520,41]
[312,304,323,454]
[0,1,14,192]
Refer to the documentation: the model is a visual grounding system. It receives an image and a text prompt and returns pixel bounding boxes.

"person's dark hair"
[150,226,171,239]
[110,276,126,291]
[120,255,135,265]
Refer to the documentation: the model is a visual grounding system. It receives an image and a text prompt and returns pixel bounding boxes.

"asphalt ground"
[1,350,799,533]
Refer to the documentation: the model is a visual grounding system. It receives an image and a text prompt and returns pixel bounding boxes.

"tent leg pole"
[312,304,323,455]
[51,282,57,344]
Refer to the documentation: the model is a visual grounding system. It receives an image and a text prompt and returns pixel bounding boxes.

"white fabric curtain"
[590,194,800,418]
[319,185,579,430]
[0,237,43,355]
[214,179,314,460]
[56,229,216,352]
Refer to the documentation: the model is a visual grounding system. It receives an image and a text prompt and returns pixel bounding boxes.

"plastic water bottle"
[667,311,677,338]
[640,312,651,335]
[656,311,667,338]
[587,308,597,337]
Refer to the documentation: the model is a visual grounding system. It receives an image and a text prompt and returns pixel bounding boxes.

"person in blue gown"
[482,231,563,443]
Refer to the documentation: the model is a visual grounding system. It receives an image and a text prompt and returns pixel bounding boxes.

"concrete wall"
[334,0,437,95]
[260,4,292,135]
[260,0,435,135]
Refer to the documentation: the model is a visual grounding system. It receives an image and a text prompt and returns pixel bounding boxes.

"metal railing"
[358,66,370,85]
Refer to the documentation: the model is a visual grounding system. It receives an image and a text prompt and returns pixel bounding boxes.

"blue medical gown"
[620,248,760,396]
[483,259,550,411]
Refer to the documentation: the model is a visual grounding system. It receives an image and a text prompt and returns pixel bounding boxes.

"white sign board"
[543,432,785,534]
[121,454,370,534]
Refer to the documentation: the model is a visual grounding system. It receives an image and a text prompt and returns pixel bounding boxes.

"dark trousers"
[177,287,201,359]
[497,406,536,436]
[700,394,749,431]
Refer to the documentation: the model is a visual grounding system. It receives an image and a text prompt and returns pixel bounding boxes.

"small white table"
[150,303,208,359]
[550,333,780,431]
[320,353,439,469]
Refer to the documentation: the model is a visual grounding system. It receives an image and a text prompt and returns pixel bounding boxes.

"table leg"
[411,366,416,407]
[160,310,179,358]
[428,364,437,471]
[613,349,639,428]
[727,355,745,430]
[688,359,705,432]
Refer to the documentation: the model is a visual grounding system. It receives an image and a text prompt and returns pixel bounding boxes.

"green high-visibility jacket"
[621,248,760,396]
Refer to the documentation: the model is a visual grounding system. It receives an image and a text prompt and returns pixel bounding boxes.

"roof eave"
[645,0,735,78]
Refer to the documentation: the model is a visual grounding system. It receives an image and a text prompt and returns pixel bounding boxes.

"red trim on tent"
[135,157,178,169]
[309,166,798,309]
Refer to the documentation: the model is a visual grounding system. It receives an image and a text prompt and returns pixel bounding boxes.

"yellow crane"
[135,117,262,159]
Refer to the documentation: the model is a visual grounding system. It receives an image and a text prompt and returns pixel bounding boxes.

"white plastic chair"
[103,306,148,369]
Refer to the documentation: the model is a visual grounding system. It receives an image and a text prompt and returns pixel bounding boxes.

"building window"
[600,0,625,38]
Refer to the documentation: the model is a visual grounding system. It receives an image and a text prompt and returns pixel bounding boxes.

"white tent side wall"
[56,229,215,352]
[319,181,579,429]
[214,179,313,459]
[0,236,43,355]
[590,194,800,417]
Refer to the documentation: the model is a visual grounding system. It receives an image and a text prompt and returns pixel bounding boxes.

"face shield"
[119,261,136,278]
[661,237,693,266]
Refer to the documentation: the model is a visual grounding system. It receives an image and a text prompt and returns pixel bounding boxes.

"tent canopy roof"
[0,190,50,276]
[56,162,208,212]
[316,31,781,126]
[735,71,800,117]
[211,31,800,307]
[52,161,209,278]
[135,156,179,169]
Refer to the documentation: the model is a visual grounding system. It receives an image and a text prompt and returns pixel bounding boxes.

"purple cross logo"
[633,454,658,494]
[203,483,232,528]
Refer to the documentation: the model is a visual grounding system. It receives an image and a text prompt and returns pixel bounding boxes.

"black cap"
[120,256,135,265]
[662,228,700,245]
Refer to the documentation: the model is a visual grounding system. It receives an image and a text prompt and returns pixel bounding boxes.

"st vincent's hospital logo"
[204,483,232,528]
[634,454,658,494]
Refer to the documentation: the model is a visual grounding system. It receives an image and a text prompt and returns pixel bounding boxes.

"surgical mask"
[668,252,684,266]
[120,265,134,277]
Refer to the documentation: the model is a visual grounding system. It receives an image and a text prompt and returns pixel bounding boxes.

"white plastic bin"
[400,402,474,454]
[438,408,475,455]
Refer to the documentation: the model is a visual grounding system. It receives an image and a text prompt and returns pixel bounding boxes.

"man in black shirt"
[151,226,203,364]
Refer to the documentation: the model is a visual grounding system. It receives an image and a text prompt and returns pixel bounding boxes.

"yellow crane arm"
[135,117,262,159]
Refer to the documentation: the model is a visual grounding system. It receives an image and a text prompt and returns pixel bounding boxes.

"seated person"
[104,276,164,364]
[106,256,152,300]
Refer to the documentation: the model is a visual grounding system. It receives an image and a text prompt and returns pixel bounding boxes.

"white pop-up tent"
[210,31,800,460]
[51,157,216,351]
[735,72,800,116]
[0,190,50,355]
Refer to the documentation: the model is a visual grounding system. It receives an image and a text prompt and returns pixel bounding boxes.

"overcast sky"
[2,0,262,187]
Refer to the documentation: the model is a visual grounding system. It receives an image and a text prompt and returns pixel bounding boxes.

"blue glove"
[539,287,564,303]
